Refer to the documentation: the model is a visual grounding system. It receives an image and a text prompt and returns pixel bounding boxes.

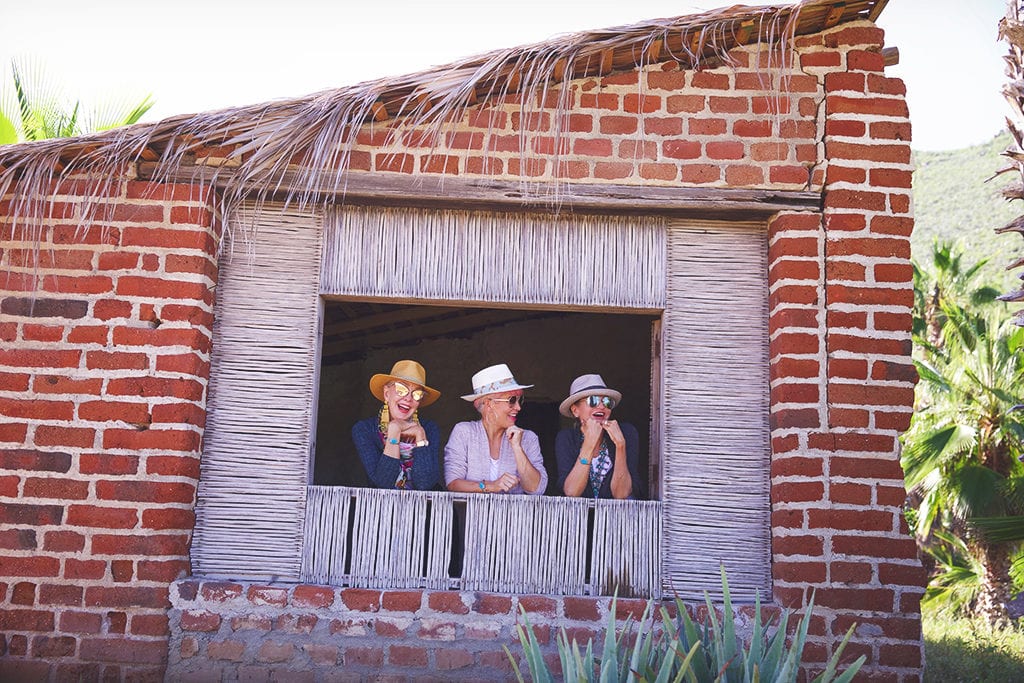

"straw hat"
[460,363,533,401]
[559,374,623,417]
[369,360,440,407]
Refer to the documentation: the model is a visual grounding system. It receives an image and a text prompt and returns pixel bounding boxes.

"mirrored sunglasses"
[489,395,525,408]
[585,395,616,410]
[392,382,425,402]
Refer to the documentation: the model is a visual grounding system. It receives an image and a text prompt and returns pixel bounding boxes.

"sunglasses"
[391,382,425,402]
[584,395,616,410]
[489,395,525,408]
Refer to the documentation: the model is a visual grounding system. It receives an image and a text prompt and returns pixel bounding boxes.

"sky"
[0,0,1010,151]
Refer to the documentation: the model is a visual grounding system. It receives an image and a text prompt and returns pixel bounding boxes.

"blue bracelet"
[388,438,399,445]
[579,458,589,465]
[478,481,486,490]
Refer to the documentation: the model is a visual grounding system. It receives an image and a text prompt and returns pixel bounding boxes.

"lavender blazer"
[443,420,547,495]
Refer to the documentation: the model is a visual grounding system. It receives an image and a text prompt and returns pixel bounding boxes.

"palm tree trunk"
[973,540,1013,626]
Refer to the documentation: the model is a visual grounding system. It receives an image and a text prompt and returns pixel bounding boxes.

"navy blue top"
[555,422,643,499]
[351,417,442,490]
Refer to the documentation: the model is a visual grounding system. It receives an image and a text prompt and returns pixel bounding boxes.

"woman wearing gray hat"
[444,363,547,495]
[555,374,640,499]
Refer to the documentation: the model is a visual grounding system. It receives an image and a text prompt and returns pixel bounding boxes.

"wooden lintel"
[824,2,846,29]
[505,69,521,93]
[646,38,664,63]
[599,48,615,75]
[867,0,891,23]
[552,57,568,82]
[882,46,899,67]
[139,147,159,162]
[370,101,389,122]
[735,20,754,45]
[689,32,703,56]
[136,162,822,219]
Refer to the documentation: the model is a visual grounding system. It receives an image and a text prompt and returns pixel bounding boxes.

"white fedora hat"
[461,363,533,401]
[559,374,623,417]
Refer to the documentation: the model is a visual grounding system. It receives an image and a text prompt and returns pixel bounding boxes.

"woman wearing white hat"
[351,359,442,490]
[555,374,640,499]
[443,363,547,495]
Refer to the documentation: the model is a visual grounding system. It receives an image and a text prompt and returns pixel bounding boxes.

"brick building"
[0,0,926,680]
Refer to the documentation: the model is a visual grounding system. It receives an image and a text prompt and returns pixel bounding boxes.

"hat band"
[474,376,518,394]
[574,384,610,394]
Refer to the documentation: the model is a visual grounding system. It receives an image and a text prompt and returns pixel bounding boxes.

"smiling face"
[383,381,424,421]
[571,395,616,423]
[482,390,524,429]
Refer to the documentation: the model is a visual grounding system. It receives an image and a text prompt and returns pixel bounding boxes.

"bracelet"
[415,440,429,448]
[579,458,589,465]
[388,438,399,445]
[478,481,486,490]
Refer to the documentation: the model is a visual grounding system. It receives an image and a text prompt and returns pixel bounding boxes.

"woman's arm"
[410,420,441,490]
[557,429,590,497]
[515,429,547,495]
[351,418,401,488]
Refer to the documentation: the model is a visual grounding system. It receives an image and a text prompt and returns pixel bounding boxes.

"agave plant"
[507,569,864,683]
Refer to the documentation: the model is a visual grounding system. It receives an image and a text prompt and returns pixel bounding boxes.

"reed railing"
[301,486,662,598]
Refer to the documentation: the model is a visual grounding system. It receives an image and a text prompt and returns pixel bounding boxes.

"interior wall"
[314,308,655,497]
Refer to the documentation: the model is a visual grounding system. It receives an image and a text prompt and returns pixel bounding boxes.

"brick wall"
[1,18,923,683]
[767,23,925,680]
[0,180,217,681]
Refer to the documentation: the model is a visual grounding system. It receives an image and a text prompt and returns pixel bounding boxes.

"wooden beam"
[735,20,755,45]
[599,49,615,75]
[882,46,899,67]
[370,101,389,122]
[824,2,847,29]
[136,162,823,219]
[323,305,464,337]
[867,0,891,23]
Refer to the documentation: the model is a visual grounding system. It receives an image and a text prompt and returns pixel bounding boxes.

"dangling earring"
[412,409,419,423]
[379,403,390,433]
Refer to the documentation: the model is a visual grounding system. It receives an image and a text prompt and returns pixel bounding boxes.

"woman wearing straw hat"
[555,373,640,499]
[443,363,547,495]
[351,360,442,490]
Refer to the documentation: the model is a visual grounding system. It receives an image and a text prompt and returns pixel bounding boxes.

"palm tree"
[0,59,153,144]
[912,240,1000,348]
[902,295,1024,625]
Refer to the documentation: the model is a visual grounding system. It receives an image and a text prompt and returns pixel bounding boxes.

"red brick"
[41,530,84,553]
[84,586,168,609]
[427,591,469,614]
[594,162,633,179]
[60,610,102,634]
[22,323,64,342]
[91,533,188,556]
[137,559,189,582]
[292,584,335,608]
[826,95,908,118]
[230,615,272,631]
[95,480,195,504]
[12,581,36,604]
[680,164,720,183]
[0,608,55,630]
[199,582,243,602]
[181,610,221,632]
[85,350,149,371]
[647,70,686,90]
[388,645,428,666]
[1,449,72,473]
[0,503,64,527]
[436,648,474,670]
[141,508,195,531]
[599,116,637,135]
[23,476,89,500]
[34,424,95,448]
[774,561,826,583]
[643,117,683,136]
[39,583,83,606]
[666,94,705,113]
[340,587,380,612]
[64,559,106,580]
[772,534,824,557]
[474,593,513,615]
[879,562,928,587]
[663,140,701,159]
[706,141,745,159]
[345,646,384,667]
[381,590,423,612]
[689,118,727,135]
[519,595,558,617]
[79,637,166,664]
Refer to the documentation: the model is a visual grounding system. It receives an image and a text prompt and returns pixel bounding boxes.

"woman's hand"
[506,424,523,447]
[602,419,626,447]
[581,417,604,445]
[390,419,426,443]
[492,472,520,493]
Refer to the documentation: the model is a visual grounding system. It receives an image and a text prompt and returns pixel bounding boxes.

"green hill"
[912,131,1022,291]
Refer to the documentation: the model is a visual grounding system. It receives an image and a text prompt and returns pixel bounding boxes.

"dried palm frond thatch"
[0,0,886,255]
[999,1,1024,322]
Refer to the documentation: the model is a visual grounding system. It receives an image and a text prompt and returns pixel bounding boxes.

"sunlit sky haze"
[0,0,1010,151]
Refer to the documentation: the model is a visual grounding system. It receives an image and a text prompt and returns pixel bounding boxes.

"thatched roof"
[0,0,888,234]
